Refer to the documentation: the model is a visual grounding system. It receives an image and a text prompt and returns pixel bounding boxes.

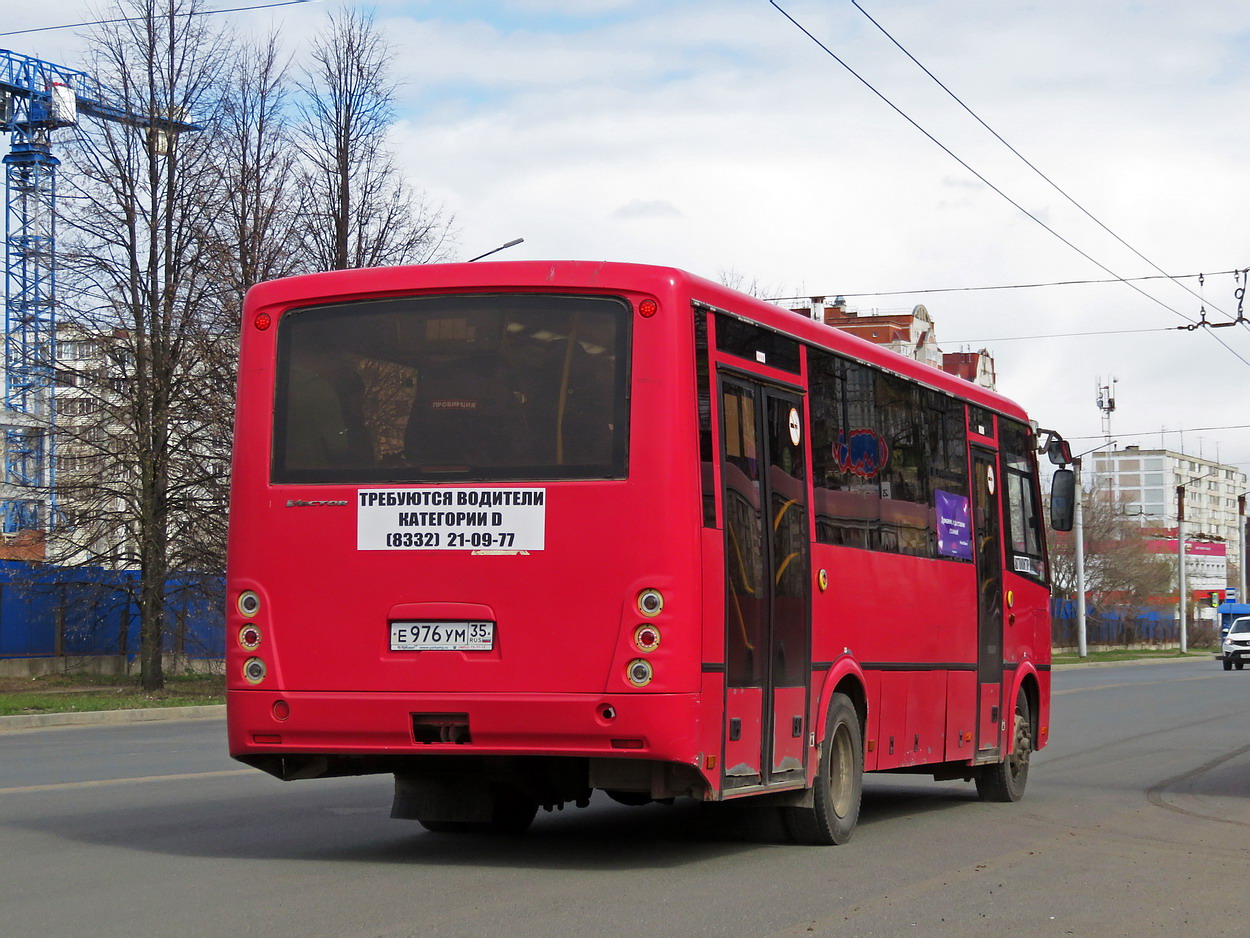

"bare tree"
[173,32,310,580]
[211,31,305,319]
[1048,483,1177,638]
[294,7,455,270]
[53,0,232,690]
[717,267,784,300]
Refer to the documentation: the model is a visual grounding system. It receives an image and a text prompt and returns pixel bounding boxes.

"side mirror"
[1050,468,1075,531]
[1046,438,1073,466]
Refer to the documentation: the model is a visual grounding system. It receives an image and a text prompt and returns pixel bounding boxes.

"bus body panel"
[227,260,1055,824]
[229,263,710,774]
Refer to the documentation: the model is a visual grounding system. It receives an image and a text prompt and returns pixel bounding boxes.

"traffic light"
[1210,591,1221,607]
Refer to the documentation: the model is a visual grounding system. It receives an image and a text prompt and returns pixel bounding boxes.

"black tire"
[1223,659,1233,671]
[976,688,1031,803]
[417,787,537,834]
[487,788,538,833]
[1236,661,1245,671]
[783,692,863,845]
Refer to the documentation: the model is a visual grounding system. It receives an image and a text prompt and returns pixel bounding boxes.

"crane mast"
[1,49,197,536]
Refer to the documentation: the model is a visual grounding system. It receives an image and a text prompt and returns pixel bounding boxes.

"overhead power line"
[944,326,1174,344]
[1067,424,1250,441]
[767,2,1250,369]
[0,1,316,37]
[769,267,1244,302]
[850,0,1235,324]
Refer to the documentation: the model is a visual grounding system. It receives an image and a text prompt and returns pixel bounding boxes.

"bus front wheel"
[784,692,863,845]
[976,689,1031,802]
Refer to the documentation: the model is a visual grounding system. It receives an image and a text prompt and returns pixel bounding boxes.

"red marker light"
[634,624,661,652]
[254,312,272,331]
[637,299,658,318]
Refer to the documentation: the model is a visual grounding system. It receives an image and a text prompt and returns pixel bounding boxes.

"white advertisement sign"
[357,487,546,551]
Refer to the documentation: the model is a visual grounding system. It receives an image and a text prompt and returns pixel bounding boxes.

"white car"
[1221,616,1250,671]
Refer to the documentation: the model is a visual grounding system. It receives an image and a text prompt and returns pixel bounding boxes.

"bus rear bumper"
[227,688,703,766]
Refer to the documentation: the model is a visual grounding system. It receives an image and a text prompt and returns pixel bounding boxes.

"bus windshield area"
[272,293,630,483]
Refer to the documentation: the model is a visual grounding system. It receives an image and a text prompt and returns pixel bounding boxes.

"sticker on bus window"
[936,489,972,560]
[357,488,546,551]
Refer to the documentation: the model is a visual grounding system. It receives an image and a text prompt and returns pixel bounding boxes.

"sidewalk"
[0,704,224,732]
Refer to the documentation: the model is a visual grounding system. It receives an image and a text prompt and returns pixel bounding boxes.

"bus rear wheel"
[783,692,863,845]
[976,689,1031,802]
[412,785,538,834]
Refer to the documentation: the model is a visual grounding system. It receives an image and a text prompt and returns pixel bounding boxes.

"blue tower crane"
[0,49,197,534]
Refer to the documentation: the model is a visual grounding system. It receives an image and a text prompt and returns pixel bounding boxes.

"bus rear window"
[272,293,630,483]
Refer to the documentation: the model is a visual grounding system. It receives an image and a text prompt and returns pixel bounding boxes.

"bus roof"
[246,260,1034,424]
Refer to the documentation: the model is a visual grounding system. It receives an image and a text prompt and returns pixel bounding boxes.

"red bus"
[227,261,1073,844]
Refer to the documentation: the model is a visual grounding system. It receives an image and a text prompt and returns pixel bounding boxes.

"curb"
[0,704,225,732]
[1052,654,1215,671]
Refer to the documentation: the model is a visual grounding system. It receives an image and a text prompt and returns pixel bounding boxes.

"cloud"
[612,199,683,220]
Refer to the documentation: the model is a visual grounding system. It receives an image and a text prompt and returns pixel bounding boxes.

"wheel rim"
[828,721,855,817]
[1008,707,1031,782]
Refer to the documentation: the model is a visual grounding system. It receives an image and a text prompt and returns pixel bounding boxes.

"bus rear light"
[637,298,658,318]
[254,312,272,331]
[272,699,290,721]
[637,589,664,617]
[634,624,661,652]
[243,657,267,685]
[253,734,282,744]
[238,624,262,650]
[611,738,645,749]
[237,591,260,618]
[626,658,653,687]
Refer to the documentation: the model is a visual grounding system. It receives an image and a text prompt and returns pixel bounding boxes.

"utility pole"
[1240,494,1247,604]
[1177,485,1187,653]
[1074,456,1087,657]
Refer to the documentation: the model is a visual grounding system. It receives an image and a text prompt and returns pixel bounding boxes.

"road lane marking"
[0,768,255,795]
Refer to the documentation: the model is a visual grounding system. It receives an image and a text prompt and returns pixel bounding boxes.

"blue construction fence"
[0,561,224,659]
[1051,598,1214,648]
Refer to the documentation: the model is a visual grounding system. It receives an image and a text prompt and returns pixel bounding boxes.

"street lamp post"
[1174,467,1224,653]
[467,237,524,262]
[1068,444,1109,659]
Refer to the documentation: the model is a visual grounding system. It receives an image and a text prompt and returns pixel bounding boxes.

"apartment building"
[1088,446,1245,544]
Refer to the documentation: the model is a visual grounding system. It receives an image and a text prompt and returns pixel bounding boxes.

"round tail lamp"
[637,589,664,617]
[626,658,653,688]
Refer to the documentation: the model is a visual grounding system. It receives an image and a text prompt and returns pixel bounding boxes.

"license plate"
[390,620,495,651]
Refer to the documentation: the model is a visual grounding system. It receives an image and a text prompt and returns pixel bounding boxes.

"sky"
[7,0,1250,476]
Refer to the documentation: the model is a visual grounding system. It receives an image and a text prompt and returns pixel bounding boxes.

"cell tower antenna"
[1095,376,1117,450]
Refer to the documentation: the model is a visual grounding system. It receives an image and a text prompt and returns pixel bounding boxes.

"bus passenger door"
[719,377,811,790]
[971,447,1005,758]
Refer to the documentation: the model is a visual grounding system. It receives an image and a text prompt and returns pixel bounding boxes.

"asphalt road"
[2,658,1248,938]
